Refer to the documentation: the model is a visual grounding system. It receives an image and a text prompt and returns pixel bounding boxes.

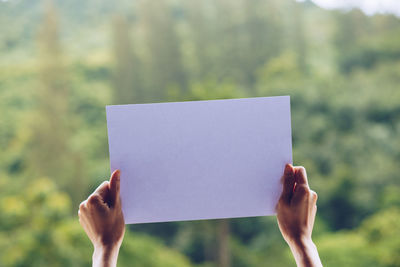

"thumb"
[109,169,121,207]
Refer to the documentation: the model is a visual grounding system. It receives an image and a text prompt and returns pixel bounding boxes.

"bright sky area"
[303,0,400,16]
[2,0,400,17]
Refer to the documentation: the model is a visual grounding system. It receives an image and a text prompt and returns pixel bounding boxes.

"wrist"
[288,237,322,267]
[93,244,121,267]
[289,236,314,251]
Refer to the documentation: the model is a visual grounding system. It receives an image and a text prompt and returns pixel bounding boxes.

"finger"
[294,166,309,187]
[94,181,110,199]
[79,200,87,213]
[310,190,318,204]
[78,211,86,227]
[87,193,109,213]
[292,184,310,205]
[78,214,94,240]
[109,169,121,207]
[310,205,317,229]
[280,164,295,203]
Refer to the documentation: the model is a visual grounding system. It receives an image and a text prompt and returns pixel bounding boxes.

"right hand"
[276,164,317,245]
[276,164,322,267]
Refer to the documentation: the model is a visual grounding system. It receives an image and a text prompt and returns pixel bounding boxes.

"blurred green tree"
[317,207,400,266]
[27,0,87,205]
[0,175,195,267]
[112,15,145,104]
[139,0,187,102]
[0,0,400,266]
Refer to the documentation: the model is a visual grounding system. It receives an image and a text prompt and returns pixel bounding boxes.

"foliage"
[317,207,400,266]
[0,0,399,266]
[0,175,194,266]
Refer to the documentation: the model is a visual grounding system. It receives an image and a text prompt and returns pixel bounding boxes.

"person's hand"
[276,164,322,267]
[79,170,125,267]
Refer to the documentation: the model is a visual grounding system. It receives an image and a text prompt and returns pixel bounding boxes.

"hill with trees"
[0,0,399,266]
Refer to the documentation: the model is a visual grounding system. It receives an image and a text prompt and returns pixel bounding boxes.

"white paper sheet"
[106,96,292,224]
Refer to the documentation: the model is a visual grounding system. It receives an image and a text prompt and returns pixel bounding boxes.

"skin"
[79,164,322,267]
[276,164,322,267]
[78,170,125,267]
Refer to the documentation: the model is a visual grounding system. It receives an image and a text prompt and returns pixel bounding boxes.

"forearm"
[288,238,322,267]
[92,245,120,267]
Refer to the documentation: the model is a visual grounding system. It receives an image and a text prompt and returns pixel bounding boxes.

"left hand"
[78,170,125,266]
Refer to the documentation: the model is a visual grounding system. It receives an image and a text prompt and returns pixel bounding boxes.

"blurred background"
[1,0,400,266]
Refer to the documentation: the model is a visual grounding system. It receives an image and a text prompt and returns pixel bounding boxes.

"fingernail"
[284,164,293,175]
